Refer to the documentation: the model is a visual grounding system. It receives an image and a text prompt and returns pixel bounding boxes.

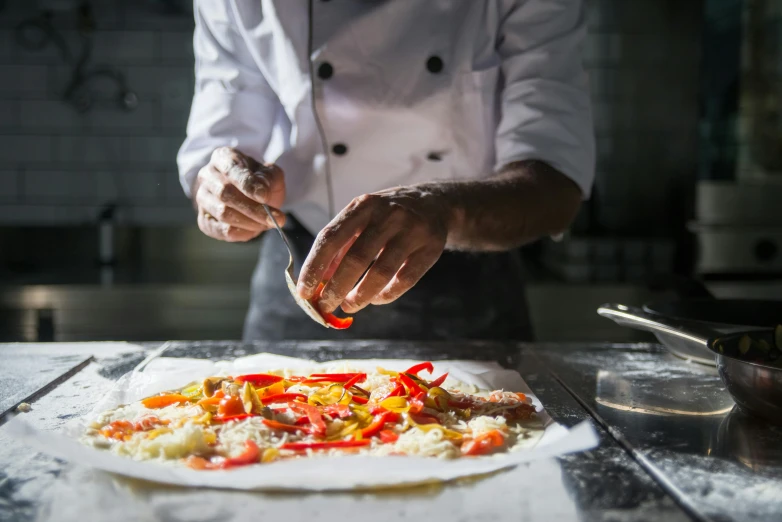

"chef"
[177,0,595,341]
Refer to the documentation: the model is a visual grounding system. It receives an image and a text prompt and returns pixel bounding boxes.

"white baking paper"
[5,353,599,491]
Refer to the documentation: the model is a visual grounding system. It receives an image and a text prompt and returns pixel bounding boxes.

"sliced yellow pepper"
[380,396,411,413]
[146,427,172,440]
[262,448,280,463]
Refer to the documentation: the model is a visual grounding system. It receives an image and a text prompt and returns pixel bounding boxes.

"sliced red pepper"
[294,416,311,426]
[342,373,367,390]
[262,419,310,433]
[383,383,405,400]
[351,395,369,405]
[410,412,440,425]
[261,393,307,405]
[405,362,434,376]
[322,314,353,329]
[213,413,256,423]
[378,429,399,443]
[322,403,352,418]
[310,283,353,329]
[233,373,284,387]
[461,430,506,456]
[361,411,400,438]
[221,439,260,468]
[428,373,448,388]
[285,376,308,383]
[289,401,327,436]
[397,373,425,397]
[280,439,371,451]
[304,373,367,385]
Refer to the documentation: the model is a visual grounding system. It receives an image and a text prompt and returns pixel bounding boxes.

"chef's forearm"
[426,160,583,252]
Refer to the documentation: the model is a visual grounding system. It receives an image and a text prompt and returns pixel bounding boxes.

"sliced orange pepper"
[262,419,311,433]
[257,381,286,399]
[461,429,506,456]
[379,429,399,443]
[197,396,222,408]
[141,394,190,409]
[280,439,370,451]
[289,401,327,436]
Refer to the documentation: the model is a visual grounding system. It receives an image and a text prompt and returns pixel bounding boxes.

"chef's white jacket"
[177,0,595,235]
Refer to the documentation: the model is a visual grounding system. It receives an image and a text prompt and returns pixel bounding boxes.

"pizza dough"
[82,362,544,470]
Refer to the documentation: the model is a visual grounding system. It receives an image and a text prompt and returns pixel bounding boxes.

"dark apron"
[243,215,534,342]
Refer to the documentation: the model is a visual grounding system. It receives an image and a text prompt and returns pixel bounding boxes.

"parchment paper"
[5,353,599,491]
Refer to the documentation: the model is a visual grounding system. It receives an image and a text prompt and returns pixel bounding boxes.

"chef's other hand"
[297,187,448,314]
[194,147,286,242]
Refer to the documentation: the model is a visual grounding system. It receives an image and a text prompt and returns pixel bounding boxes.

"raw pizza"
[83,362,543,470]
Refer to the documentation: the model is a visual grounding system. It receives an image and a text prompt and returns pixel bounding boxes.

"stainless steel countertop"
[0,340,688,522]
[535,343,782,522]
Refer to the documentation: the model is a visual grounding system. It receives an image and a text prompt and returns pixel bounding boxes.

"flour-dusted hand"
[194,147,286,242]
[297,187,450,314]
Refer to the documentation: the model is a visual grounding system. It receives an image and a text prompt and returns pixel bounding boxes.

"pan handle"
[597,303,712,347]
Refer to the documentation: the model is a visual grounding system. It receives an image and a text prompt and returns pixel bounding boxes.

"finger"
[297,198,374,299]
[317,224,401,313]
[211,147,276,204]
[200,169,286,228]
[322,235,358,282]
[196,188,265,232]
[370,248,442,306]
[197,210,259,243]
[341,236,411,313]
[256,163,286,210]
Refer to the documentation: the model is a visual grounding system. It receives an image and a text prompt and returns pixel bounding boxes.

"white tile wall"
[23,170,95,200]
[0,65,49,97]
[0,0,702,231]
[0,0,193,225]
[95,170,163,203]
[90,31,158,63]
[585,0,702,233]
[0,170,19,200]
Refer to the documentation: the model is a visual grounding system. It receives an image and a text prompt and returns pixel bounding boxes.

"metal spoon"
[262,204,332,328]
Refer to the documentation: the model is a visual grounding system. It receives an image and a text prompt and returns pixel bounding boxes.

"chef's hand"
[297,187,449,314]
[194,147,286,242]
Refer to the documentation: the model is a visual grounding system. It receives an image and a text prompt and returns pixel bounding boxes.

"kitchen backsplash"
[0,0,703,233]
